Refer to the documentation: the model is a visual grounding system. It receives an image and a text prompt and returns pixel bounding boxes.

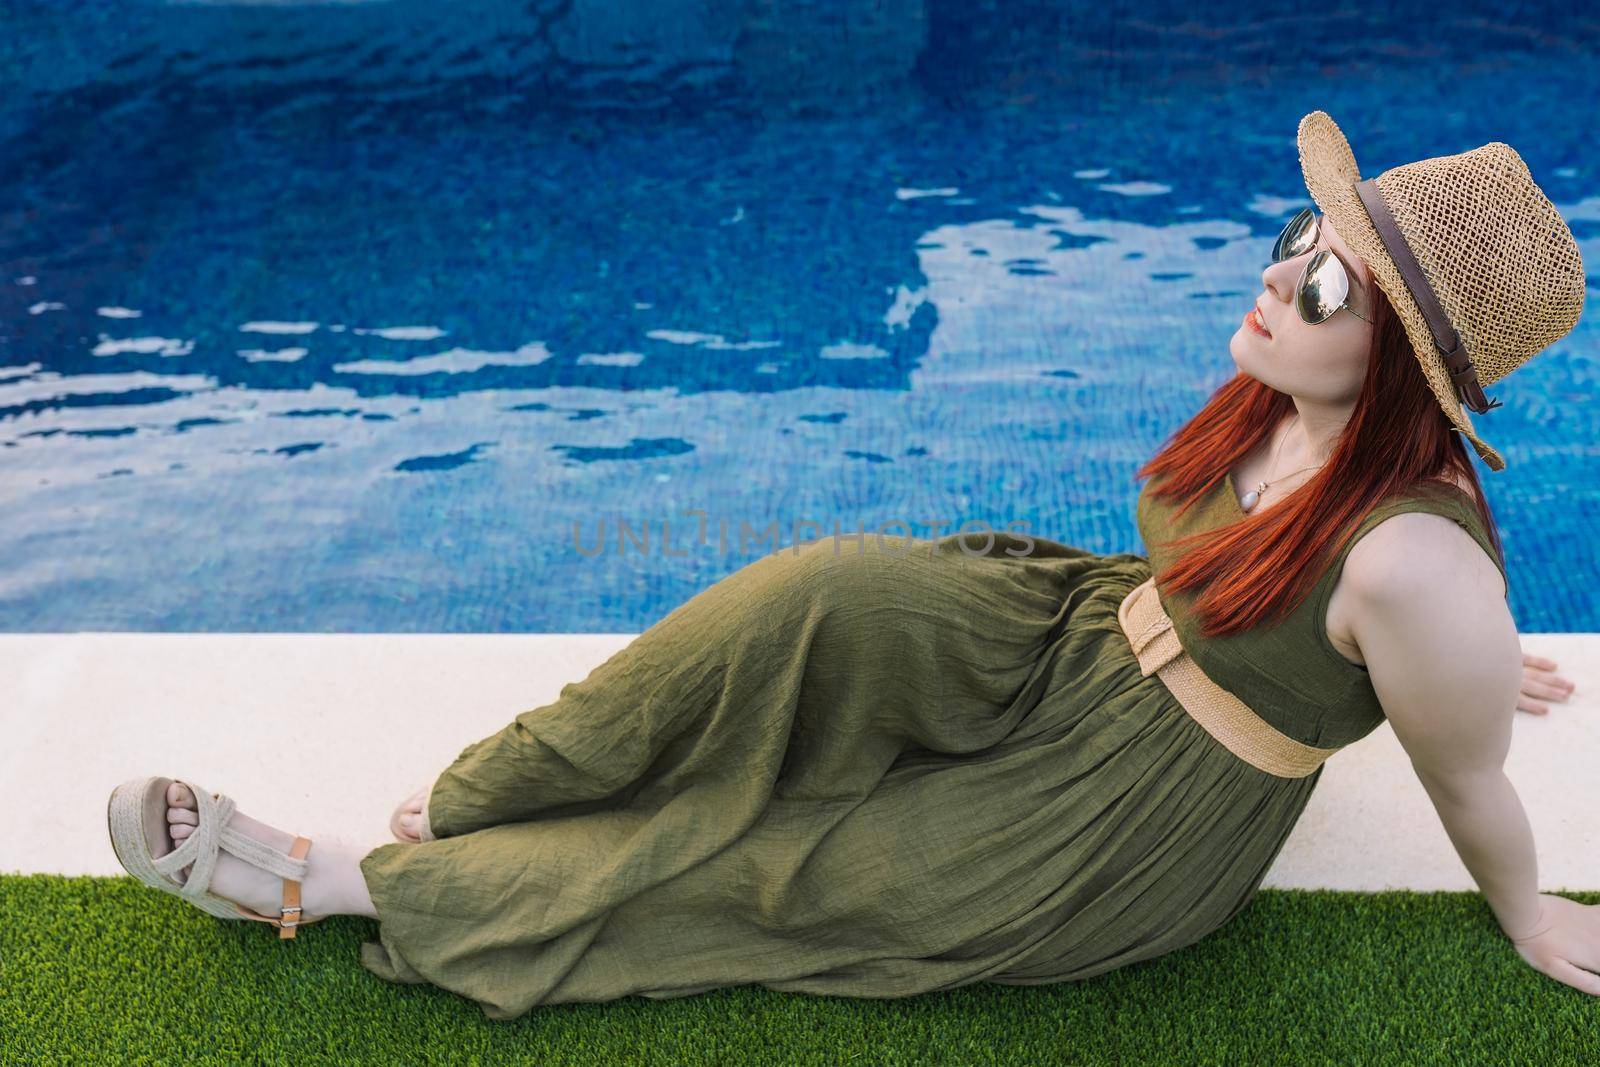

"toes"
[167,805,198,827]
[389,783,432,843]
[171,824,194,842]
[167,782,195,808]
[390,809,417,843]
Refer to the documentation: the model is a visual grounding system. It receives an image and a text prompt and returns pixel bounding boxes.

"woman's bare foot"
[389,775,438,843]
[165,782,377,920]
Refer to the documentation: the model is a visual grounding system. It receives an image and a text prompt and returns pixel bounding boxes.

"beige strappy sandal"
[106,775,328,940]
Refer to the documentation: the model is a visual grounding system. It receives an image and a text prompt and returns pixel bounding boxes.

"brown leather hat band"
[1354,179,1501,414]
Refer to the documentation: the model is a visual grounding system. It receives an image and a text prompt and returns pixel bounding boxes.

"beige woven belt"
[1116,575,1339,779]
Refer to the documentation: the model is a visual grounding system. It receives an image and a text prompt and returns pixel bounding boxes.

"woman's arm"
[1346,512,1600,994]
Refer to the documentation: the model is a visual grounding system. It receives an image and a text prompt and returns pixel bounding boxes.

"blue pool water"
[2,0,1597,632]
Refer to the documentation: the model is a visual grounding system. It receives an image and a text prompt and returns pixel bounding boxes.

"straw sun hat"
[1295,110,1586,471]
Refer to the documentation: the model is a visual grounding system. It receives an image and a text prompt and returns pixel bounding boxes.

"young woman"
[109,111,1592,1019]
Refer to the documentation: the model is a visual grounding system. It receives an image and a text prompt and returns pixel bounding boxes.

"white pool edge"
[2,632,1595,891]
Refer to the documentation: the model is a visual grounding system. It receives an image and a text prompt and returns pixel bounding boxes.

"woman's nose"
[1260,256,1300,301]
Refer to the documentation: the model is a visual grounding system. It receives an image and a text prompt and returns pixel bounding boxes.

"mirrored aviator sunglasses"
[1270,207,1371,325]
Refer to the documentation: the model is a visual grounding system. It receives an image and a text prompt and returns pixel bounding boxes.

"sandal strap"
[150,788,232,902]
[232,834,315,939]
[218,823,312,882]
[145,785,311,902]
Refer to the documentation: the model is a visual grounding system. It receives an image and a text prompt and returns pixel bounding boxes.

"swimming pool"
[2,0,1596,632]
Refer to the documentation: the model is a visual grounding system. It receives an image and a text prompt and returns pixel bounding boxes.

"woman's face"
[1230,213,1375,405]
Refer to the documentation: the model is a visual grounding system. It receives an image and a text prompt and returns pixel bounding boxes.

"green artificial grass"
[2,875,1597,1065]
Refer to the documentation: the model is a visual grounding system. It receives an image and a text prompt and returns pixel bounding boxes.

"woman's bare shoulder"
[1342,483,1504,604]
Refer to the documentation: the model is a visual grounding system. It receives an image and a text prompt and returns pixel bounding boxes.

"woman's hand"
[1518,652,1576,715]
[1506,893,1600,994]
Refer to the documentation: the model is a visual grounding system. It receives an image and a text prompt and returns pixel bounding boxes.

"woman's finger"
[1527,665,1577,688]
[1521,678,1575,702]
[1545,956,1600,997]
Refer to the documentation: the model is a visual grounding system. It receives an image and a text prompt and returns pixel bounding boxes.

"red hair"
[1136,281,1505,639]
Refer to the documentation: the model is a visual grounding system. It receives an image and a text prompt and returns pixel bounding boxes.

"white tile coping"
[2,633,1594,891]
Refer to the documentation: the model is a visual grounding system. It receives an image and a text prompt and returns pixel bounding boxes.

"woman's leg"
[356,531,1094,1016]
[163,781,379,920]
[422,541,844,839]
[421,531,1072,840]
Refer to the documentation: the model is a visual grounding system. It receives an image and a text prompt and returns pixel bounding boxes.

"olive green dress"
[357,474,1506,1021]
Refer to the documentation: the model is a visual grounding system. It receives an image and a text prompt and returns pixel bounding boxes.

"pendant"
[1240,483,1264,512]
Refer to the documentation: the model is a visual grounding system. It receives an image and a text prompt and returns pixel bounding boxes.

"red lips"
[1246,305,1271,338]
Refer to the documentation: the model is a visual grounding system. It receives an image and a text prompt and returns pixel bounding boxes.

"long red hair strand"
[1135,282,1505,638]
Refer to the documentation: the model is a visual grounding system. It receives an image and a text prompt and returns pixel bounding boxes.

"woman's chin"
[1227,332,1271,381]
[1227,329,1251,366]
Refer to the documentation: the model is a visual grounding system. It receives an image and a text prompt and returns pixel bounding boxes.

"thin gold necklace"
[1239,414,1325,513]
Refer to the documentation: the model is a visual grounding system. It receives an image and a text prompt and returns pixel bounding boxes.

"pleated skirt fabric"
[357,532,1321,1020]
